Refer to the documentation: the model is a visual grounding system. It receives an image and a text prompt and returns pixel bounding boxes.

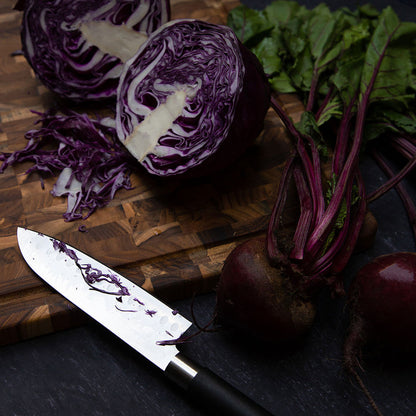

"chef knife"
[17,227,273,416]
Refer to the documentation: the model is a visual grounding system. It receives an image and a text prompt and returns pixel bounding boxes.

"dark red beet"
[216,238,316,345]
[345,252,416,361]
[344,252,416,416]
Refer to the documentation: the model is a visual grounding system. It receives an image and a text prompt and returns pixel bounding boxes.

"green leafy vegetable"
[226,3,416,413]
[228,2,416,256]
[229,2,416,143]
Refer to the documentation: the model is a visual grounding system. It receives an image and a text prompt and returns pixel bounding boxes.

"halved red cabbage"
[116,19,270,177]
[15,0,170,101]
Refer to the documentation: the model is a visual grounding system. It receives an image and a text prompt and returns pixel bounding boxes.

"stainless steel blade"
[17,227,192,370]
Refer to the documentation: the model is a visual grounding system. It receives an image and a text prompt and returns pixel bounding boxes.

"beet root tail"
[343,315,384,416]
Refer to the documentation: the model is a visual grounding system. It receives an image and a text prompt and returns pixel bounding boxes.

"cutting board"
[0,0,304,345]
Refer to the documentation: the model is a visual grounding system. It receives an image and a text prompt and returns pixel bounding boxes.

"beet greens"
[219,3,416,413]
[217,0,416,355]
[226,2,416,298]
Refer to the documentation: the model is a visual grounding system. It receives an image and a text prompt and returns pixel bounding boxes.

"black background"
[1,1,416,415]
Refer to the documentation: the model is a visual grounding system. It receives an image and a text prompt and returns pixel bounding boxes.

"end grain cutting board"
[0,0,305,345]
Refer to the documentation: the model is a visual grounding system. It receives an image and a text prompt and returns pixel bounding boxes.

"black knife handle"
[166,353,274,416]
[188,366,274,416]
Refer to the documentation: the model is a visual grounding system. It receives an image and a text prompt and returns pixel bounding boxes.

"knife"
[17,227,273,416]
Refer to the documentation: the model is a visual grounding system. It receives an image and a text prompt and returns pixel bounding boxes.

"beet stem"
[370,148,416,243]
[306,68,319,112]
[290,162,313,260]
[367,147,416,203]
[314,85,335,122]
[309,172,355,275]
[270,96,326,259]
[304,98,365,259]
[330,169,367,274]
[266,154,295,265]
[392,135,416,160]
[270,88,367,281]
[332,96,357,176]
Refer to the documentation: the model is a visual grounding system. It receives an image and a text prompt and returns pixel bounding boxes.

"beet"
[344,252,416,361]
[343,252,416,415]
[216,238,316,345]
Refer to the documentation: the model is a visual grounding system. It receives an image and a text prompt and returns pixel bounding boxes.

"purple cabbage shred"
[80,263,130,296]
[115,305,138,313]
[133,297,145,306]
[52,238,79,261]
[52,238,130,296]
[0,110,136,221]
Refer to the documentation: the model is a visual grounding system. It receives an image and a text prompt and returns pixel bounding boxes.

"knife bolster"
[165,353,199,389]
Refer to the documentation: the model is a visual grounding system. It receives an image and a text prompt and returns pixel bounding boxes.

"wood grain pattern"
[0,0,302,345]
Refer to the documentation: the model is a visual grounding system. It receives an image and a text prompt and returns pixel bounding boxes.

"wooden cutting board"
[0,0,304,345]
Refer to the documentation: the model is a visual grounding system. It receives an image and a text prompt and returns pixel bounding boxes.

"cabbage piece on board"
[116,19,270,177]
[15,0,170,101]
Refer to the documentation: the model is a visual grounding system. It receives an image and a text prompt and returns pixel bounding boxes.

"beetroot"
[344,252,416,363]
[216,238,316,345]
[343,252,416,415]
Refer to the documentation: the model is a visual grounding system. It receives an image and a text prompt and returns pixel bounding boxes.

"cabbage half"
[15,0,169,101]
[116,19,270,177]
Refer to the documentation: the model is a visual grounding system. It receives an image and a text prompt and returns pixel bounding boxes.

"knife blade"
[17,227,273,416]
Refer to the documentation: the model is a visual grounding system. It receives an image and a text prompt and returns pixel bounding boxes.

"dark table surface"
[1,1,416,415]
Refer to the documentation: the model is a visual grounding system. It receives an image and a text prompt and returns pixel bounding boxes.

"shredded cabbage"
[0,110,135,221]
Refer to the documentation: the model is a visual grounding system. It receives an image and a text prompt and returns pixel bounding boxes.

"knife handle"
[166,353,274,416]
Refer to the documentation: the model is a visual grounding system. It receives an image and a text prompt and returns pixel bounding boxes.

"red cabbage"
[116,19,270,177]
[0,110,135,221]
[15,0,170,101]
[1,18,270,222]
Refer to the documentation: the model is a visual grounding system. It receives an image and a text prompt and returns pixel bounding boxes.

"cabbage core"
[117,19,268,177]
[79,21,148,63]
